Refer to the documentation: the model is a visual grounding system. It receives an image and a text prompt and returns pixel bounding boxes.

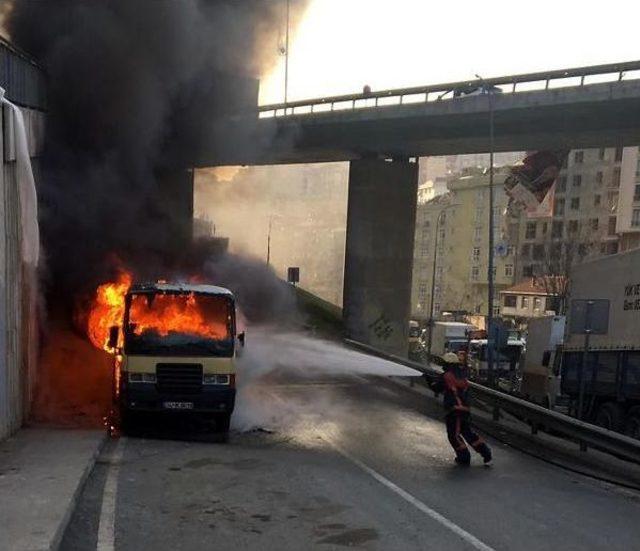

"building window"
[475,207,483,221]
[434,303,441,314]
[612,167,621,188]
[533,244,545,260]
[573,174,582,187]
[615,146,623,162]
[474,227,482,240]
[436,266,444,278]
[594,194,601,207]
[493,305,500,317]
[634,184,640,202]
[505,264,514,277]
[570,197,580,210]
[525,222,537,240]
[607,241,619,255]
[608,216,617,236]
[490,266,497,277]
[421,242,429,257]
[554,198,565,216]
[568,220,579,234]
[418,282,428,299]
[504,295,516,307]
[506,245,515,256]
[542,222,548,235]
[552,221,564,239]
[521,296,529,309]
[471,266,479,280]
[472,247,481,262]
[598,148,606,160]
[596,171,604,185]
[534,297,542,311]
[590,218,599,231]
[523,265,534,277]
[434,285,442,298]
[608,191,619,212]
[632,209,640,227]
[521,244,531,259]
[557,176,567,192]
[574,151,584,164]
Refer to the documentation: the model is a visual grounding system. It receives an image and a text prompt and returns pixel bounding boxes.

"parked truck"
[560,248,640,437]
[429,321,476,358]
[520,315,565,408]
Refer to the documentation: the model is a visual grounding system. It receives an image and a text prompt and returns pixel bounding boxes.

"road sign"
[495,242,508,257]
[287,267,300,285]
[569,299,609,335]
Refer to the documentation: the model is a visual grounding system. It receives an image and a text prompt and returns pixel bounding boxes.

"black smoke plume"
[5,0,304,321]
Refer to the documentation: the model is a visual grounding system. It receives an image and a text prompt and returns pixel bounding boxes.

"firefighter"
[434,352,492,466]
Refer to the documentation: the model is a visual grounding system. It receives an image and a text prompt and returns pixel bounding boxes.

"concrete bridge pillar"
[343,158,418,356]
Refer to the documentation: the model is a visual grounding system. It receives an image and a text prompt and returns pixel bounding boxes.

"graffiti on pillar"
[368,313,394,341]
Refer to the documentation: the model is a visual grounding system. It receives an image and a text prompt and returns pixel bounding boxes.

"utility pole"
[284,0,291,106]
[477,74,496,386]
[266,215,273,265]
[426,205,454,360]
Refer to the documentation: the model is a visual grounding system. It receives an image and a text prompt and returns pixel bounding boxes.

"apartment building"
[512,146,637,281]
[411,167,516,320]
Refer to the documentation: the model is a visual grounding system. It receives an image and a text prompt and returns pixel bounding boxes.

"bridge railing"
[345,338,640,465]
[259,60,640,119]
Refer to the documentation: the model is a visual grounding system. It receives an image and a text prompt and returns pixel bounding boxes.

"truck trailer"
[429,321,476,358]
[561,248,640,437]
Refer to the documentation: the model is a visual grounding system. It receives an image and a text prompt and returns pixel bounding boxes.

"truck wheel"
[216,413,231,434]
[624,408,640,440]
[119,408,135,436]
[595,402,625,432]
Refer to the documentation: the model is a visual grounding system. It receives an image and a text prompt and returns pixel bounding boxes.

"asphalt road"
[61,346,640,550]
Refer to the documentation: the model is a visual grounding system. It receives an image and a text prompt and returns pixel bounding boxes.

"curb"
[50,431,110,551]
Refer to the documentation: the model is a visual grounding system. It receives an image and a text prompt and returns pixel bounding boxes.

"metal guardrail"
[260,60,640,118]
[345,338,640,464]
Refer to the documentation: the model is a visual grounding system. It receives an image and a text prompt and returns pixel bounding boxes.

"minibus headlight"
[128,372,156,383]
[203,374,231,385]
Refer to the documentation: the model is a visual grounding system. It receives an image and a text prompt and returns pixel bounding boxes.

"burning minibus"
[107,282,244,433]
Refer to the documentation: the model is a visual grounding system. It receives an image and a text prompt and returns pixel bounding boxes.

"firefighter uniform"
[438,352,492,465]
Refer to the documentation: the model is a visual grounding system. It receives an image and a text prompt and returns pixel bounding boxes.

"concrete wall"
[0,105,44,439]
[343,158,418,356]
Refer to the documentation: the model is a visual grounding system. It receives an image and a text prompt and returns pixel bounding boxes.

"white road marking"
[267,390,495,551]
[328,439,496,551]
[97,437,126,551]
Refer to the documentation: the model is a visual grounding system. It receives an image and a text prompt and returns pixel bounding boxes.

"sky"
[259,0,640,105]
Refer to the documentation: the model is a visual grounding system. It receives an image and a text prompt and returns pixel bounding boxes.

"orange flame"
[129,293,229,340]
[85,270,229,353]
[87,270,132,351]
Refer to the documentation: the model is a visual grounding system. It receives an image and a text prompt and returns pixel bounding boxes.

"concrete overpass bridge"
[201,60,640,166]
[199,61,640,356]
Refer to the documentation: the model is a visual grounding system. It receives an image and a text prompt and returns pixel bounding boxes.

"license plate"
[163,401,194,410]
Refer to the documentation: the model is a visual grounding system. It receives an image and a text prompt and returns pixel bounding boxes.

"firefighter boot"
[454,448,471,466]
[477,442,492,465]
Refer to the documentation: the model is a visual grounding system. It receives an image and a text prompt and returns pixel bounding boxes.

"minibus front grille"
[156,364,203,395]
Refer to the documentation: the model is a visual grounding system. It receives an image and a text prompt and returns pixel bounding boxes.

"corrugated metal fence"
[0,39,45,439]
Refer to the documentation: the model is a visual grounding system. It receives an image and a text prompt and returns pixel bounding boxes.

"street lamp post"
[476,74,496,387]
[426,205,454,360]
